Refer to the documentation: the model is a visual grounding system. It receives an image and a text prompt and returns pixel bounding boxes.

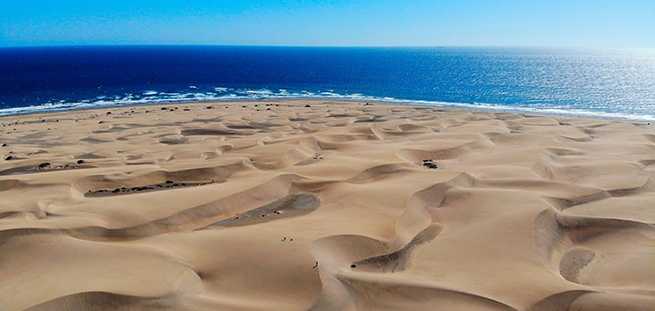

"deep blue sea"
[1,46,654,119]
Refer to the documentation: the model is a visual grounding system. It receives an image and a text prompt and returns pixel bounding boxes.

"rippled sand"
[1,100,654,310]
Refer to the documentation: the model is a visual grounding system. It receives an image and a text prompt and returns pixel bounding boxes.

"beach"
[1,100,654,310]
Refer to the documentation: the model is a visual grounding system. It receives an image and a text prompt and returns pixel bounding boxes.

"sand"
[0,100,654,311]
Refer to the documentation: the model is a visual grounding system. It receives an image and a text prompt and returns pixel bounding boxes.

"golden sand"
[1,100,654,310]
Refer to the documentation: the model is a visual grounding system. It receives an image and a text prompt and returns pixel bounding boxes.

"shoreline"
[1,97,653,123]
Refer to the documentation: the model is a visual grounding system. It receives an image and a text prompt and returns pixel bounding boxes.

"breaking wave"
[1,87,654,121]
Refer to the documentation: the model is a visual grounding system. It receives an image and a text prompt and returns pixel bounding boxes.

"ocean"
[1,46,654,119]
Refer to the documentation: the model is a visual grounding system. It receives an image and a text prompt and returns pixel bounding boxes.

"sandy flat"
[1,100,654,310]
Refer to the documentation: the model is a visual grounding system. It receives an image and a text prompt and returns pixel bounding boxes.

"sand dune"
[1,100,654,310]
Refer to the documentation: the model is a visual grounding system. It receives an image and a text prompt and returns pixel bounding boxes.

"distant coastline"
[1,97,653,123]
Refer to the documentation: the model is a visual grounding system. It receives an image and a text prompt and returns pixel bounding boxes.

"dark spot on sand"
[87,179,215,197]
[76,159,85,165]
[422,159,438,169]
[37,162,51,169]
[4,155,14,161]
[350,264,357,268]
[305,104,311,107]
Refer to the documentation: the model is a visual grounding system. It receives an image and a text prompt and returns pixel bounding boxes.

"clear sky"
[1,0,654,48]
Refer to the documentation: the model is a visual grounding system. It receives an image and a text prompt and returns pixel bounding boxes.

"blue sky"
[1,0,654,48]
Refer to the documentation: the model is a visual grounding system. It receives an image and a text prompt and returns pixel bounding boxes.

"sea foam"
[1,87,654,121]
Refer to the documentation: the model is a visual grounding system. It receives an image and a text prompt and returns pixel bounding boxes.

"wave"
[1,87,654,121]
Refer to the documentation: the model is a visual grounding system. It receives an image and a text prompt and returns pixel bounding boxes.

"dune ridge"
[1,100,654,310]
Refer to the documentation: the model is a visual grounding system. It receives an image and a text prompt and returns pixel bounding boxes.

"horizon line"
[1,43,654,51]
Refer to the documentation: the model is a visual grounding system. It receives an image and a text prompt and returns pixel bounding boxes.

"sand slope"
[1,101,654,310]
